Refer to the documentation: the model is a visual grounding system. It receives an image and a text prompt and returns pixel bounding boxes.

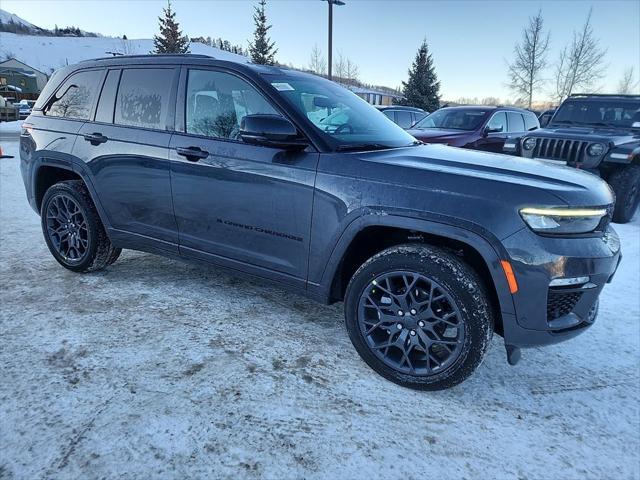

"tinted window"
[186,69,280,139]
[46,69,103,120]
[415,108,489,131]
[115,68,174,129]
[382,110,395,121]
[95,69,121,123]
[396,110,413,128]
[524,112,539,131]
[507,112,525,132]
[552,100,640,128]
[486,111,507,132]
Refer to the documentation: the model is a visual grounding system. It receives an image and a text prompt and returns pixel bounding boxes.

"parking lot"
[1,137,639,479]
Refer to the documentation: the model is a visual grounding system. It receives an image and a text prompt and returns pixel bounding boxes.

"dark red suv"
[407,106,539,152]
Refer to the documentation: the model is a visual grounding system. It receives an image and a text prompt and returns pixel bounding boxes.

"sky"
[2,0,639,102]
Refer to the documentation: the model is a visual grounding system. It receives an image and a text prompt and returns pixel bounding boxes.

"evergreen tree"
[400,39,440,111]
[248,0,277,65]
[152,0,190,54]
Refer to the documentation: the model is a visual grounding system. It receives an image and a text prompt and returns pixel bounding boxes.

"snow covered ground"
[0,138,638,479]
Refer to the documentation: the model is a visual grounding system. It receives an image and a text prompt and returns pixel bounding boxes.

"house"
[0,66,39,99]
[349,85,402,106]
[0,58,48,93]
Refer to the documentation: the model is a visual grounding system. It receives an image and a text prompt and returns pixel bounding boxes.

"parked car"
[376,105,427,129]
[504,94,640,223]
[538,108,556,128]
[18,100,35,119]
[20,55,620,390]
[407,106,540,152]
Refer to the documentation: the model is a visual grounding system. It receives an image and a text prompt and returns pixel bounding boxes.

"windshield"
[551,100,640,128]
[265,75,417,150]
[413,108,489,131]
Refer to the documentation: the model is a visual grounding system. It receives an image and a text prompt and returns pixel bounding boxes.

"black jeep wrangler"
[504,94,640,223]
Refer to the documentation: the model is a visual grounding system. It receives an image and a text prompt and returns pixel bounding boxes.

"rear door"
[169,67,318,283]
[73,66,180,252]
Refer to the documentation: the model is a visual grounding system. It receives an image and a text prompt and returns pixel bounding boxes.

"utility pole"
[325,0,345,80]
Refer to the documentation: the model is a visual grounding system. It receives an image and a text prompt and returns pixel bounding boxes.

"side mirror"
[484,125,503,136]
[240,114,308,150]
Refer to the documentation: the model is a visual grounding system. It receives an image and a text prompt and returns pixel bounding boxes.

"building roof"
[0,57,47,76]
[0,66,37,78]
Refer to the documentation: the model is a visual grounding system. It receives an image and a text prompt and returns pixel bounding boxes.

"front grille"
[533,138,587,163]
[547,290,582,320]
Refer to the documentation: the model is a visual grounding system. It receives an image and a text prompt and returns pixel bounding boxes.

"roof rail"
[569,93,640,98]
[80,53,214,63]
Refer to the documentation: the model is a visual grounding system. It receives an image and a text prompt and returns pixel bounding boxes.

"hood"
[407,128,473,142]
[358,144,613,208]
[530,126,639,146]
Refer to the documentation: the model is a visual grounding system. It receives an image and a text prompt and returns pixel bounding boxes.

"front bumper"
[500,226,621,348]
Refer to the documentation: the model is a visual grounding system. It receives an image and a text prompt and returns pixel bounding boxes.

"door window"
[395,110,413,128]
[46,69,104,120]
[486,111,507,132]
[186,69,280,140]
[382,110,395,122]
[507,111,525,132]
[114,68,175,129]
[524,112,539,131]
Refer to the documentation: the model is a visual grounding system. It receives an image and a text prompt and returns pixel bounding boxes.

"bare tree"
[553,9,607,103]
[506,10,550,108]
[345,58,359,84]
[309,44,326,75]
[617,67,637,94]
[333,52,347,80]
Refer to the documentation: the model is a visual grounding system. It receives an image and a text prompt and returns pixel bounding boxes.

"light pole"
[325,0,345,80]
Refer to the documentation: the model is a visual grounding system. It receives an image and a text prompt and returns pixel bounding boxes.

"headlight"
[519,207,607,234]
[587,143,605,156]
[522,137,537,151]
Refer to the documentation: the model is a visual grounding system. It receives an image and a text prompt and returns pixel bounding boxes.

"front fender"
[310,210,517,317]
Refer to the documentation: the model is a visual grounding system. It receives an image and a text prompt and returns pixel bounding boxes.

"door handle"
[83,132,108,145]
[176,146,209,161]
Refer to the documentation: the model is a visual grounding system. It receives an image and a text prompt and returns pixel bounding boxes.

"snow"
[0,120,23,133]
[0,9,36,30]
[0,138,638,479]
[0,32,248,75]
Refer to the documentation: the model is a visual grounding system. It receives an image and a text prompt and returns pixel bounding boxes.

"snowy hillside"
[0,9,38,31]
[0,32,248,75]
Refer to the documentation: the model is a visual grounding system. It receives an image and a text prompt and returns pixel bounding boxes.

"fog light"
[522,137,537,150]
[549,276,589,287]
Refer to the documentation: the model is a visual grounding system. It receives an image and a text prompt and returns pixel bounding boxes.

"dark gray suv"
[20,55,621,390]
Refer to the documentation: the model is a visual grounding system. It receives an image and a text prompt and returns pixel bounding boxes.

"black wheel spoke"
[358,270,465,376]
[45,193,89,264]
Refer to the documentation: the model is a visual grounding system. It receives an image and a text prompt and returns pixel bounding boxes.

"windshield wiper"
[335,143,394,152]
[587,122,617,128]
[550,120,575,125]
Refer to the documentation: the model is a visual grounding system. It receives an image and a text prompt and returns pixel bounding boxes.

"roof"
[439,105,532,113]
[0,66,37,77]
[568,93,640,101]
[375,105,425,113]
[349,85,402,97]
[0,57,47,76]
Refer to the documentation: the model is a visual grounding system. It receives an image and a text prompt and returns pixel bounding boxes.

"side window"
[507,111,525,132]
[95,69,121,123]
[114,68,175,129]
[186,69,280,139]
[45,69,104,120]
[524,112,539,131]
[486,111,507,132]
[395,110,413,128]
[382,110,395,122]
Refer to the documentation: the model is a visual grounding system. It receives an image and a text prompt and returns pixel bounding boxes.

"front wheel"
[609,164,640,224]
[345,244,494,391]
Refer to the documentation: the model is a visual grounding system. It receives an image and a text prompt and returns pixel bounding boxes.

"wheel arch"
[317,214,517,334]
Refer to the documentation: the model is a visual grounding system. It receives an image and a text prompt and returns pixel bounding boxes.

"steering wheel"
[334,123,354,134]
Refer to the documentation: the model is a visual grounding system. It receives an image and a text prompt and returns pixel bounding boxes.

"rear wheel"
[344,244,494,390]
[609,164,640,223]
[41,180,121,272]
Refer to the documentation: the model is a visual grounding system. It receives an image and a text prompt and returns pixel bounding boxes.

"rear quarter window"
[44,69,104,120]
[114,68,175,130]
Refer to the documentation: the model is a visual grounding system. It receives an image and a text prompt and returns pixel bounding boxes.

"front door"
[169,68,318,283]
[475,111,508,152]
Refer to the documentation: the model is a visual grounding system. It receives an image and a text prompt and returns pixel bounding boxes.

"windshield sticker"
[272,82,295,91]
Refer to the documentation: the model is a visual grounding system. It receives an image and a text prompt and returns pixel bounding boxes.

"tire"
[609,164,640,224]
[41,180,120,272]
[344,244,494,391]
